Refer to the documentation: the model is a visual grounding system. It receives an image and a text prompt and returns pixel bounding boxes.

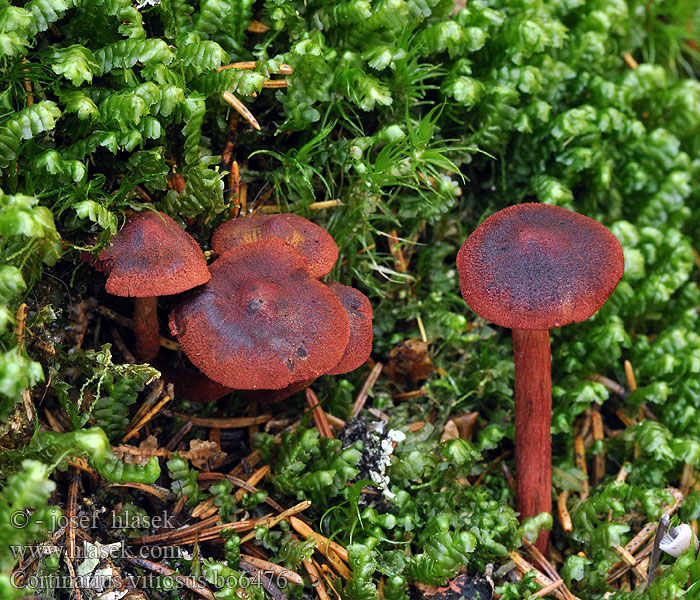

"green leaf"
[34,150,87,182]
[0,350,43,399]
[61,91,99,120]
[94,38,174,75]
[175,39,228,78]
[25,0,70,35]
[0,101,62,168]
[49,44,99,85]
[74,200,118,235]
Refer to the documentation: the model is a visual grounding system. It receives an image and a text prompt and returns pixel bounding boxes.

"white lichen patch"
[367,423,406,499]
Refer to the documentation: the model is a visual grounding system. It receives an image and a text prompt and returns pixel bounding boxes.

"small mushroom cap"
[456,203,624,330]
[212,214,338,278]
[98,212,210,297]
[210,215,268,251]
[169,239,350,390]
[325,283,373,375]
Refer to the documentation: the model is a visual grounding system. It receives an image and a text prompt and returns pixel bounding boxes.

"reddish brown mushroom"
[456,203,624,551]
[212,214,338,278]
[169,239,350,390]
[325,283,373,375]
[98,212,210,361]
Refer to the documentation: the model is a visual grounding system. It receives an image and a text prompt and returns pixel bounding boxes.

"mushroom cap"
[456,203,624,330]
[212,214,338,278]
[325,283,373,375]
[98,212,210,297]
[169,239,350,390]
[210,215,268,251]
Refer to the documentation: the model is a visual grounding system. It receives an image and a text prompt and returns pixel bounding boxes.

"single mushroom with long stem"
[456,203,624,551]
[97,211,210,361]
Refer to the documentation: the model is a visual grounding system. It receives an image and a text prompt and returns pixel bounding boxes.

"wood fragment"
[247,20,271,33]
[239,555,303,585]
[622,52,639,69]
[131,516,257,546]
[222,91,261,130]
[352,362,383,418]
[523,538,576,600]
[308,200,342,210]
[22,59,33,107]
[229,159,241,217]
[162,410,271,429]
[125,556,216,600]
[127,380,164,431]
[509,551,576,600]
[367,407,390,421]
[303,559,331,600]
[615,409,637,428]
[615,462,631,483]
[591,407,605,485]
[68,457,98,487]
[123,391,171,442]
[532,579,564,598]
[681,462,694,496]
[557,491,572,532]
[325,413,346,431]
[613,545,648,583]
[14,303,28,350]
[198,472,285,512]
[416,314,428,344]
[289,516,349,563]
[45,408,64,432]
[107,482,174,503]
[66,472,80,561]
[191,497,218,520]
[262,79,289,88]
[624,360,637,391]
[306,388,334,439]
[166,420,194,451]
[239,501,312,544]
[235,465,271,501]
[219,61,293,75]
[387,229,407,273]
[588,374,627,397]
[63,549,83,600]
[394,389,427,402]
[502,463,516,491]
[240,560,288,600]
[574,434,589,501]
[316,561,342,600]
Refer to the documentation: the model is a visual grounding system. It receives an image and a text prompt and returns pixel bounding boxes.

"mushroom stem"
[512,328,552,552]
[133,296,161,362]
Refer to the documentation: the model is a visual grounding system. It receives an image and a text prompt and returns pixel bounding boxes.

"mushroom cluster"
[97,211,373,400]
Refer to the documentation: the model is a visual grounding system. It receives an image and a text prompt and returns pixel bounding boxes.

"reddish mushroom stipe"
[98,211,210,297]
[456,203,624,330]
[212,214,339,278]
[325,283,373,375]
[169,239,350,390]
